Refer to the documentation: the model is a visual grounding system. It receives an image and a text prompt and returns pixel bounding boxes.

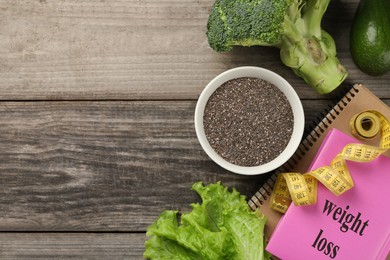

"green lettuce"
[144,182,271,260]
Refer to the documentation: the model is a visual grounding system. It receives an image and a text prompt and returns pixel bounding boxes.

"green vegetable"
[144,182,270,260]
[350,0,390,76]
[206,0,348,95]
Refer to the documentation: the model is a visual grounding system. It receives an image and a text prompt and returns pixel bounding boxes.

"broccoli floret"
[206,0,348,94]
[207,0,289,51]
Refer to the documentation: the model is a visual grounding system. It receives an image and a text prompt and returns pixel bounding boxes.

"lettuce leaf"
[144,182,271,260]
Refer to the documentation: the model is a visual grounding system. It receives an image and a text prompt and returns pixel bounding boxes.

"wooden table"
[0,0,388,258]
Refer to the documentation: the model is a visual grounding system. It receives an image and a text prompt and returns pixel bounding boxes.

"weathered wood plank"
[0,232,145,259]
[0,0,388,100]
[0,101,271,231]
[0,99,388,231]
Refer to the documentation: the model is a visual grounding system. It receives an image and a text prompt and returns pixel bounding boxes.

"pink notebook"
[266,129,390,260]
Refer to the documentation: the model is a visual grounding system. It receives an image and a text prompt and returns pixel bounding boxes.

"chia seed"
[203,77,294,167]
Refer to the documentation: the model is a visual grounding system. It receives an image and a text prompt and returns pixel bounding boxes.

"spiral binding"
[248,85,360,211]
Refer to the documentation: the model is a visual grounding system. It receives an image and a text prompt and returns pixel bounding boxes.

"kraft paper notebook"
[248,83,390,240]
[266,129,390,260]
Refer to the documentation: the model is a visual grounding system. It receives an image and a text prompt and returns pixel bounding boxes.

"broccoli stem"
[302,0,330,37]
[280,0,347,94]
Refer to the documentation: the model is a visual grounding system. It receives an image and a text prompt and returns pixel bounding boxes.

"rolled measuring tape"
[270,110,390,214]
[349,111,381,139]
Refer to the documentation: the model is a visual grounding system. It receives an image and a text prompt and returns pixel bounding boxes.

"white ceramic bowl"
[194,66,305,175]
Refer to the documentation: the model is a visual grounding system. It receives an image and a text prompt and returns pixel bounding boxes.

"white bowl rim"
[194,66,305,175]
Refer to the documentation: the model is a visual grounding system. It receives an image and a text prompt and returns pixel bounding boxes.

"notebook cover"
[248,84,390,239]
[266,129,390,260]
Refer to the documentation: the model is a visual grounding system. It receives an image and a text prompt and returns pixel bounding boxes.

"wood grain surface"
[0,99,388,228]
[0,0,389,258]
[0,0,388,101]
[0,233,145,259]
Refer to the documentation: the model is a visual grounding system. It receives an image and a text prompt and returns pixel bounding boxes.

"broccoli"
[207,0,348,94]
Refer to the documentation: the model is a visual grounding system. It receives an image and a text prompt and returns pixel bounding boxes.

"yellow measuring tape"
[270,110,390,214]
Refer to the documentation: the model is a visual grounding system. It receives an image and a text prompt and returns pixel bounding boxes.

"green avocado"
[350,0,390,76]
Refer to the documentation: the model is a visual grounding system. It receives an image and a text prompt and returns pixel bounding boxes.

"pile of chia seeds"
[203,77,294,167]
